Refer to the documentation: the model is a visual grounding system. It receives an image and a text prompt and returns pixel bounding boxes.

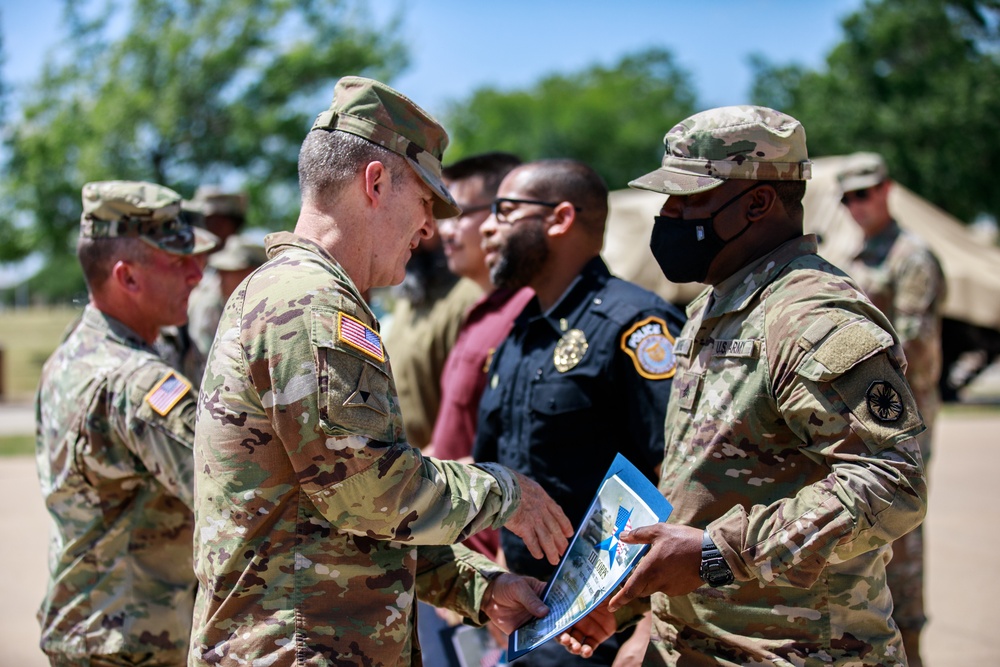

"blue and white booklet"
[507,453,673,661]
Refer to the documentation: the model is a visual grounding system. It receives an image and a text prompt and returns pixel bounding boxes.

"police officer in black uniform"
[473,159,685,666]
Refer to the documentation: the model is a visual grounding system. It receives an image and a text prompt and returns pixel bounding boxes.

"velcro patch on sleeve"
[620,316,677,380]
[144,371,192,417]
[337,312,385,362]
[796,319,894,382]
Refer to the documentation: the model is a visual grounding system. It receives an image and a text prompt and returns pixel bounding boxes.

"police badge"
[554,329,588,372]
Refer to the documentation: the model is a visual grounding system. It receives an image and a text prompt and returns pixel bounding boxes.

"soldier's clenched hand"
[504,472,573,565]
[481,573,548,634]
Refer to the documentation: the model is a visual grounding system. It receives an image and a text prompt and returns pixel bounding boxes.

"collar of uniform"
[855,218,901,263]
[82,303,156,351]
[705,234,819,318]
[515,256,610,332]
[263,230,375,324]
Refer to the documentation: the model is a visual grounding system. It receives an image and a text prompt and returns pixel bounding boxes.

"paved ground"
[2,409,998,666]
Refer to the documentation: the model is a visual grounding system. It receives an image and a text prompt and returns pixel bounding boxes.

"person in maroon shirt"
[428,152,531,561]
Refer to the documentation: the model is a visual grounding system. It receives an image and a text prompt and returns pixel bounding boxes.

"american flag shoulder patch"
[337,312,385,362]
[144,370,192,417]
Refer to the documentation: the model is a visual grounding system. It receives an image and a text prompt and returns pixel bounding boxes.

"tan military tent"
[603,156,1000,331]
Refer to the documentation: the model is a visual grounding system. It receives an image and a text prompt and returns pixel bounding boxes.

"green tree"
[1,0,406,301]
[750,0,1000,223]
[442,48,697,190]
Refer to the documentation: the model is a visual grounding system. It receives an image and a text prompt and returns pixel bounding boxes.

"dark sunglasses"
[840,186,876,205]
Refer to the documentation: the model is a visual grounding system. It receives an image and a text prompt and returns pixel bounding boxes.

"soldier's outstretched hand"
[482,573,549,635]
[504,472,573,565]
[607,523,703,612]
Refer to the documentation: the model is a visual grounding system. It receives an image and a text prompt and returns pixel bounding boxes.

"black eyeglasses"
[490,198,582,224]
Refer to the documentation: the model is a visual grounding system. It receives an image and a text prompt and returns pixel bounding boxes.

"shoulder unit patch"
[144,371,192,417]
[620,316,677,380]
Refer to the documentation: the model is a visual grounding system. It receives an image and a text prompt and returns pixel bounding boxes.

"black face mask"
[649,184,759,284]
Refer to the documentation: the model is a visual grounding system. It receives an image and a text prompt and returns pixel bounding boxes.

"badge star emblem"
[344,364,388,415]
[866,380,904,422]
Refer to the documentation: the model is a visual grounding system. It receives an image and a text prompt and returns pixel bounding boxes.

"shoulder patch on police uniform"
[144,371,192,417]
[337,312,385,362]
[620,316,676,380]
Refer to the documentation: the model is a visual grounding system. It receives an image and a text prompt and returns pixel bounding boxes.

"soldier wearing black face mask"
[560,106,927,667]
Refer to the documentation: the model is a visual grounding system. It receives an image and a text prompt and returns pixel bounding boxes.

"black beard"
[490,221,548,291]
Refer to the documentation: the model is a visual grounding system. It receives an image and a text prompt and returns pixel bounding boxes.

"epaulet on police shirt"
[144,370,192,416]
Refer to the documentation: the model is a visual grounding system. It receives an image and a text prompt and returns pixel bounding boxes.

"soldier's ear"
[746,185,777,222]
[363,160,391,208]
[110,260,141,293]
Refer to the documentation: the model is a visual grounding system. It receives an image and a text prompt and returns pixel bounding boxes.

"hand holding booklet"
[507,453,673,661]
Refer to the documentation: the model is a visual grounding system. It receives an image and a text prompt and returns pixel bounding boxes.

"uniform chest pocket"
[529,380,593,416]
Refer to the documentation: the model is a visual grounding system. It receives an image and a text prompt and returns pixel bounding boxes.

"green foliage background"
[2,0,1000,304]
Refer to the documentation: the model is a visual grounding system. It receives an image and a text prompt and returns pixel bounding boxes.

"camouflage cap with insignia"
[311,75,461,218]
[81,180,219,255]
[630,105,812,196]
[208,234,268,272]
[837,152,888,193]
[190,186,248,219]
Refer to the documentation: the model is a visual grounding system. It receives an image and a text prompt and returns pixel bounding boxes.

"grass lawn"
[0,305,82,401]
[0,434,34,457]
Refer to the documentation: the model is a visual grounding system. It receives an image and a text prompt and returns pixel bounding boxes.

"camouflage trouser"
[45,652,186,667]
[886,424,932,632]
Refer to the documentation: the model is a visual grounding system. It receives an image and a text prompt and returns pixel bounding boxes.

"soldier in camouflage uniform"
[35,181,218,667]
[190,76,574,667]
[839,153,945,667]
[562,107,927,666]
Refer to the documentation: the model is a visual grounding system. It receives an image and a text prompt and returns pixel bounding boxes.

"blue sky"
[0,0,863,287]
[4,0,864,115]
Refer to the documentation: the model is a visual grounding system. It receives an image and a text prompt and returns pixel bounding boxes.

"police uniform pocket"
[310,308,396,441]
[529,380,592,415]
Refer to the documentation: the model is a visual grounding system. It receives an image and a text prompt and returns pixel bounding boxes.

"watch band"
[699,529,735,587]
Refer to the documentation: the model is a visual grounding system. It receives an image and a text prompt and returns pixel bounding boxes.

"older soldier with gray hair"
[562,106,927,666]
[35,180,217,667]
[190,76,573,667]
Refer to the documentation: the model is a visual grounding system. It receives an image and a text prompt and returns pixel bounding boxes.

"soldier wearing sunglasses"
[838,152,945,667]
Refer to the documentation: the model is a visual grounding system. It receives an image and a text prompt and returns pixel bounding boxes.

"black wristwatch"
[699,529,734,587]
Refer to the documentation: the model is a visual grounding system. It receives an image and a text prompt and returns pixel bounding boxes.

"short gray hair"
[77,235,152,291]
[298,130,407,204]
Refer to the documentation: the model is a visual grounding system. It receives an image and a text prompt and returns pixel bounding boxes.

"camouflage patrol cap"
[311,76,461,218]
[81,180,219,255]
[191,186,248,219]
[208,234,268,272]
[837,152,888,193]
[630,105,812,196]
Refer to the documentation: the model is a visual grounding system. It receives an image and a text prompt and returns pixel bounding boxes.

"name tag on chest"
[713,339,757,358]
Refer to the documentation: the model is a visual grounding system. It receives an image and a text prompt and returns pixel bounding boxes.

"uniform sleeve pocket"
[310,307,395,440]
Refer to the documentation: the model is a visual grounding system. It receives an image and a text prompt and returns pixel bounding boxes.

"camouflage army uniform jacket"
[653,235,927,666]
[35,305,197,661]
[849,220,945,450]
[191,232,521,667]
